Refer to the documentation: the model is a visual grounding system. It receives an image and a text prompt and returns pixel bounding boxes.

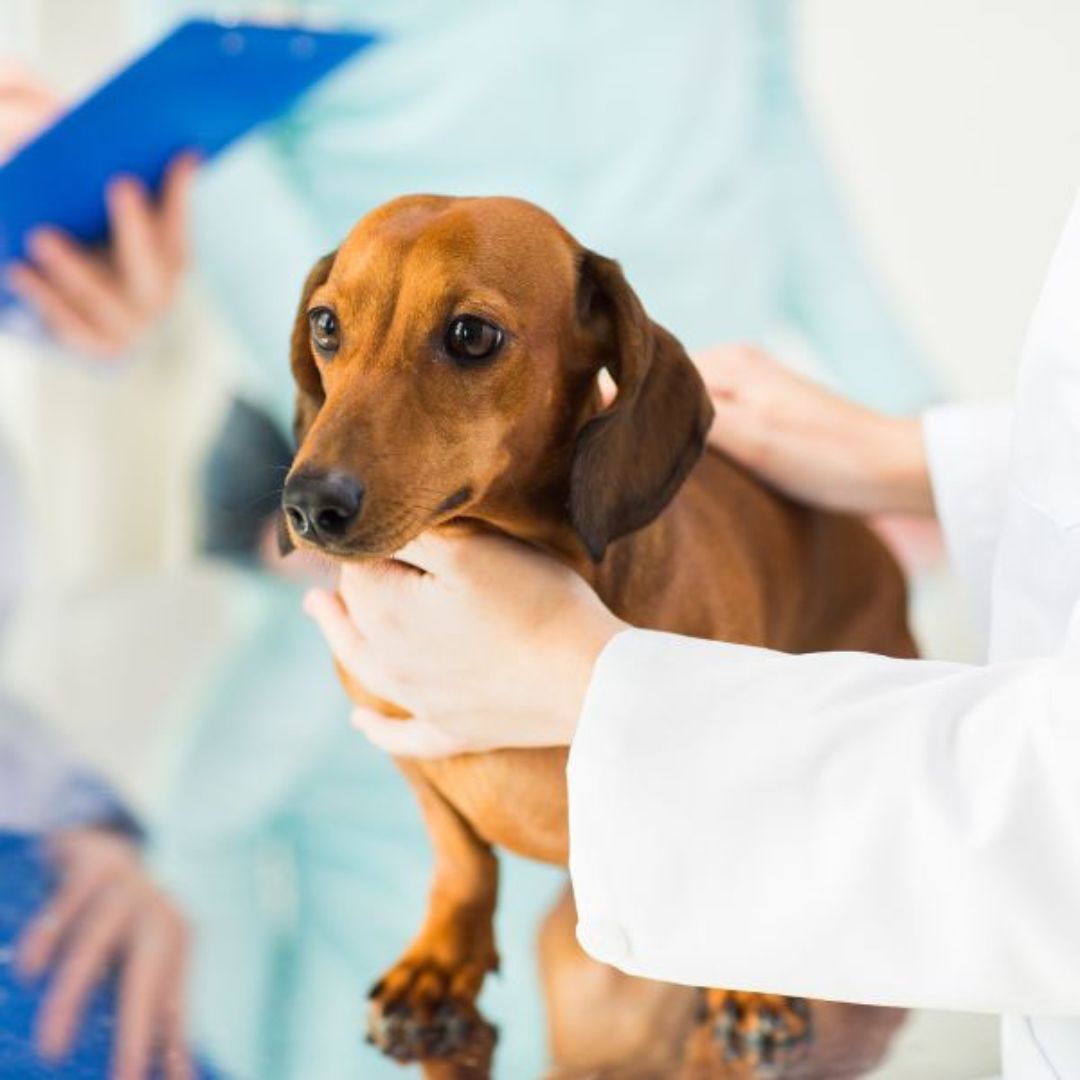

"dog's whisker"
[229,485,285,513]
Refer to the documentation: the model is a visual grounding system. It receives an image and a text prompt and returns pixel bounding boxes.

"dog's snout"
[283,470,364,543]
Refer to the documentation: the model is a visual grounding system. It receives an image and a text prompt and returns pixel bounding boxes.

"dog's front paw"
[367,956,497,1073]
[687,990,812,1078]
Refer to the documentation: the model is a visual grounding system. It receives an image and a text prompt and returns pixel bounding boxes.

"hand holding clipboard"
[0,19,378,331]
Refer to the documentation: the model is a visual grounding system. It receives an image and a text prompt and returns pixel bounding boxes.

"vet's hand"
[1,65,196,360]
[17,827,192,1080]
[694,346,934,517]
[5,154,196,359]
[304,531,626,757]
[0,62,61,159]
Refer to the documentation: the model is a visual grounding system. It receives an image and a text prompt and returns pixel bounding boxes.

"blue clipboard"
[0,18,377,306]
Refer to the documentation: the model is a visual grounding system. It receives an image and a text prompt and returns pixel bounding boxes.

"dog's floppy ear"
[290,249,337,449]
[569,251,714,562]
[279,249,337,556]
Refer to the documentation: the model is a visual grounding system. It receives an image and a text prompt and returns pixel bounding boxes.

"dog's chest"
[420,748,570,864]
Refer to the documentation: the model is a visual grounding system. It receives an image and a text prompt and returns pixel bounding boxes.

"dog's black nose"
[283,470,364,542]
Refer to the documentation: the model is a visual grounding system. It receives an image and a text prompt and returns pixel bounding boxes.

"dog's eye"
[445,316,504,365]
[308,306,339,357]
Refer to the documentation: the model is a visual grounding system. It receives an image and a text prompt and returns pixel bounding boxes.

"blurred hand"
[304,531,625,758]
[0,61,61,158]
[5,155,197,359]
[17,827,193,1080]
[1,62,197,359]
[694,345,934,517]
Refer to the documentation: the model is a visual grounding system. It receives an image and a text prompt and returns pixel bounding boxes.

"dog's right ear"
[290,249,337,449]
[279,249,337,557]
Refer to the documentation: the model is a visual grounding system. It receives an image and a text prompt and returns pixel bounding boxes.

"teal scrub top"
[156,0,935,430]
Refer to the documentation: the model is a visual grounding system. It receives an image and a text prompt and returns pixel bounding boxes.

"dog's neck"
[456,381,605,572]
[461,467,591,571]
[453,381,714,580]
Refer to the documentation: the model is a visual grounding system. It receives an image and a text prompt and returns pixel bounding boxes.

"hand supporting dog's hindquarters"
[16,827,192,1080]
[305,351,934,762]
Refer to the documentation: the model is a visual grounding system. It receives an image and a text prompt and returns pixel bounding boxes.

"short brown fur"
[284,195,915,1078]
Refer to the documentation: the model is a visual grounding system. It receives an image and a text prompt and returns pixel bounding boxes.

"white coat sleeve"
[922,401,1014,630]
[568,621,1080,1015]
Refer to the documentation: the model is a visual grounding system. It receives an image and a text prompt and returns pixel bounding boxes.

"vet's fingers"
[303,589,397,698]
[108,177,171,311]
[303,589,358,658]
[597,367,617,406]
[159,153,198,268]
[334,558,421,625]
[0,60,34,90]
[0,95,45,124]
[0,70,60,144]
[393,529,513,583]
[0,62,59,101]
[17,862,112,978]
[0,98,56,158]
[113,930,168,1080]
[26,229,139,346]
[4,263,116,355]
[36,889,136,1060]
[393,531,475,577]
[113,904,187,1080]
[704,394,769,466]
[350,708,464,759]
[693,344,770,398]
[159,955,194,1080]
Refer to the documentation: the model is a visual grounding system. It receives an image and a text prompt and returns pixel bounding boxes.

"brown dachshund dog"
[280,195,916,1079]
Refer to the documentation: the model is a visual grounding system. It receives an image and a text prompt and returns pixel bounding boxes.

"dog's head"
[282,195,713,562]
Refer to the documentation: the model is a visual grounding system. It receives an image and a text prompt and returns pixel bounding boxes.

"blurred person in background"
[0,66,213,1080]
[2,1,937,1077]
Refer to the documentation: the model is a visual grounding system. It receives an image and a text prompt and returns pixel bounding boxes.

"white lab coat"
[567,190,1080,1078]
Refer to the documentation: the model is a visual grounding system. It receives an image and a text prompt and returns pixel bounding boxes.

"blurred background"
[3,1,1080,1077]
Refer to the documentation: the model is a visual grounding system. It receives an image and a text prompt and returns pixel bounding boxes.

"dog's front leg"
[367,760,499,1078]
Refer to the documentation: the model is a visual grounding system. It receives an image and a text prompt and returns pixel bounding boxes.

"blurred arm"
[0,692,141,837]
[0,65,196,360]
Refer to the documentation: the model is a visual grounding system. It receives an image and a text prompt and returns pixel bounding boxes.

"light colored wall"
[5,0,132,89]
[800,0,1080,400]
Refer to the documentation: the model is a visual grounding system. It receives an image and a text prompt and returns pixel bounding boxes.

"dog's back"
[592,446,917,662]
